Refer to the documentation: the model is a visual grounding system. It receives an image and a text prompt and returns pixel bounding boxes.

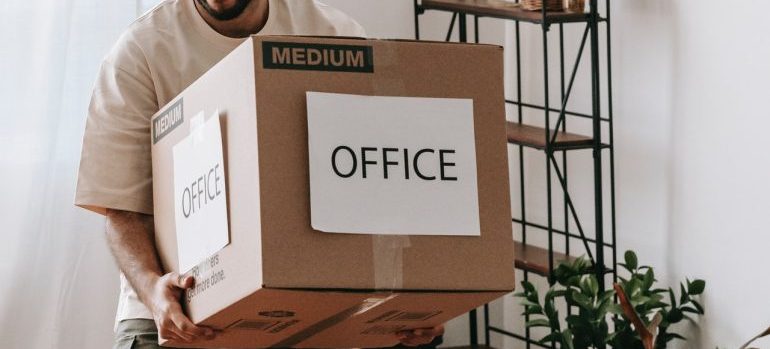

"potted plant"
[515,250,706,349]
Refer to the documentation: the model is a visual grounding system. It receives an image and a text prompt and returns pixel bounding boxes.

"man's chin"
[196,0,253,21]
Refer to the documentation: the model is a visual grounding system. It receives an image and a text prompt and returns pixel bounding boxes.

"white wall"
[606,0,770,347]
[664,0,770,347]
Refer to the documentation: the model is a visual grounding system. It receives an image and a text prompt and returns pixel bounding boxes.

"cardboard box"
[150,35,513,348]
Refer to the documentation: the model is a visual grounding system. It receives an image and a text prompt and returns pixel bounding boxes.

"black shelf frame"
[413,0,618,348]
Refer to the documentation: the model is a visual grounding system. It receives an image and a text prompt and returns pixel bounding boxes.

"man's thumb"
[181,275,196,289]
[170,272,195,289]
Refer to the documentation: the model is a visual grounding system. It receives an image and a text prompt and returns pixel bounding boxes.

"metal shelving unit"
[413,0,618,347]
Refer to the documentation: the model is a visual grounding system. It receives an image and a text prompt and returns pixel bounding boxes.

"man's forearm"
[105,209,164,308]
[105,209,213,342]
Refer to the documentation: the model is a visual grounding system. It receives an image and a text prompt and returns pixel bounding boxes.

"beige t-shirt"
[75,0,365,324]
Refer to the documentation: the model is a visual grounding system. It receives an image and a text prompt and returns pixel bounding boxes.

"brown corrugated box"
[150,35,514,348]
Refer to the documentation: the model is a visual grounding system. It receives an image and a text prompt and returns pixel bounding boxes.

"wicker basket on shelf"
[520,0,564,11]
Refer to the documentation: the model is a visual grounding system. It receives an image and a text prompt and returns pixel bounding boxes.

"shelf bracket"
[547,153,597,264]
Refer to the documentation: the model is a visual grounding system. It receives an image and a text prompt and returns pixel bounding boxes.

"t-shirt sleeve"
[75,36,158,216]
[311,1,367,38]
[347,19,367,38]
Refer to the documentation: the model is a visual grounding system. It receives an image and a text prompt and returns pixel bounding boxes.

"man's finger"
[166,300,212,338]
[397,327,442,338]
[415,327,443,337]
[172,311,213,339]
[396,326,443,347]
[158,329,184,343]
[396,330,415,338]
[162,318,195,342]
[170,327,195,342]
[171,302,216,339]
[159,334,182,343]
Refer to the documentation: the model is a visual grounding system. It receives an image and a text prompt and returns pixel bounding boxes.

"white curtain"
[0,1,155,348]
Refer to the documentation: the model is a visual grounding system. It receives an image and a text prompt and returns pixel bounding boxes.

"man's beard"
[196,0,252,21]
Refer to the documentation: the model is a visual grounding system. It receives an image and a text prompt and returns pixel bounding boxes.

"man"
[75,1,444,348]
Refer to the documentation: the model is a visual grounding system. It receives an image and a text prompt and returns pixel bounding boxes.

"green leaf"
[642,268,655,290]
[669,288,677,308]
[550,289,568,298]
[544,298,557,319]
[526,319,551,328]
[665,332,686,341]
[522,281,537,294]
[626,279,641,297]
[548,310,561,331]
[691,299,705,314]
[631,295,650,305]
[597,299,612,319]
[565,314,583,327]
[624,250,638,270]
[689,279,706,295]
[523,307,543,316]
[668,308,684,323]
[680,283,688,305]
[540,333,561,345]
[545,288,558,301]
[681,306,700,314]
[562,328,575,349]
[599,290,615,303]
[572,292,592,309]
[619,262,631,273]
[519,299,541,309]
[607,303,623,315]
[587,276,600,296]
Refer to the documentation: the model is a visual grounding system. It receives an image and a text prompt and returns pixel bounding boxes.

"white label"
[172,112,230,272]
[307,92,480,236]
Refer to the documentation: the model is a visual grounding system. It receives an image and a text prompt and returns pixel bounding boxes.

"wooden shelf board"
[514,241,575,276]
[421,0,589,24]
[506,122,594,150]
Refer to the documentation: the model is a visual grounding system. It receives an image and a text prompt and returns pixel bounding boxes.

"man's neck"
[194,0,270,38]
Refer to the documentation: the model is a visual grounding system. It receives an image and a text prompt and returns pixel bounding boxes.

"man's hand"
[148,272,215,342]
[105,209,216,343]
[396,325,445,347]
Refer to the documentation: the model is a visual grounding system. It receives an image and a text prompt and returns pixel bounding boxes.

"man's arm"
[105,209,215,342]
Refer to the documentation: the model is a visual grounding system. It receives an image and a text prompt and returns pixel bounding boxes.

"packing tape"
[269,294,396,348]
[189,111,205,144]
[272,41,413,347]
[372,235,412,290]
[270,235,410,345]
[368,44,412,291]
[189,109,220,144]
